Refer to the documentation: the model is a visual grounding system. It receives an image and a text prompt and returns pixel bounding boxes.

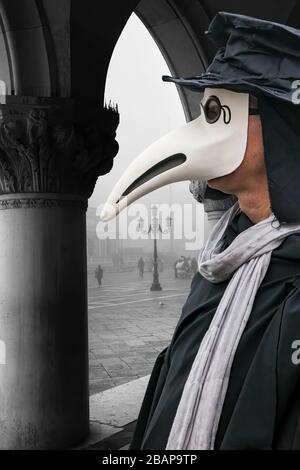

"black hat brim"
[162,74,296,104]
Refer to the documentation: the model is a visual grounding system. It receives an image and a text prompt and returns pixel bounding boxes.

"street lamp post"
[151,234,161,291]
[137,205,172,292]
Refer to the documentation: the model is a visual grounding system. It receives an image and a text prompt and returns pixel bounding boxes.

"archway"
[87,10,201,399]
[0,0,299,450]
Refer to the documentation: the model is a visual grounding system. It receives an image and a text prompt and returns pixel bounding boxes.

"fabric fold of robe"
[129,210,300,450]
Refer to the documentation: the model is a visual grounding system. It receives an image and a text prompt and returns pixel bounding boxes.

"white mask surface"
[100,88,249,221]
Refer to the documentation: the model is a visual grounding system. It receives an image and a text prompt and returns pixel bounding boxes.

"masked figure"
[101,12,300,449]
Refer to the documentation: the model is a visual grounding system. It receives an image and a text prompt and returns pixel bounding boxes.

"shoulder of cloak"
[274,233,300,261]
[291,277,300,289]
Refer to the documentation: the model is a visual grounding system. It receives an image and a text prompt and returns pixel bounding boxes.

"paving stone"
[113,376,140,386]
[101,361,130,371]
[121,356,151,366]
[88,269,189,395]
[107,369,140,378]
[89,368,111,380]
[89,379,116,395]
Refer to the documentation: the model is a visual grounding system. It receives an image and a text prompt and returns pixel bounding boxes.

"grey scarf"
[166,201,300,450]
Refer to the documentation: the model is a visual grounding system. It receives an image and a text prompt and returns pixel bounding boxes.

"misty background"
[91,13,203,212]
[87,14,205,399]
[87,13,204,269]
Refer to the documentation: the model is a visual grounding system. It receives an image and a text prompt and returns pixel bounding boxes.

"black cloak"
[130,212,300,450]
[129,12,300,450]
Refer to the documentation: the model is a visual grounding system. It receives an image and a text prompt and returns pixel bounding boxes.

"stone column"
[0,96,119,449]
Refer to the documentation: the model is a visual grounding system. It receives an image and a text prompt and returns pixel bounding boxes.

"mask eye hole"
[202,96,222,124]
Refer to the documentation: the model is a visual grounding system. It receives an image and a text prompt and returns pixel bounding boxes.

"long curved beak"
[100,88,249,221]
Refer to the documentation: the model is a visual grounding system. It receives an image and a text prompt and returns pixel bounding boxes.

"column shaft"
[0,195,89,449]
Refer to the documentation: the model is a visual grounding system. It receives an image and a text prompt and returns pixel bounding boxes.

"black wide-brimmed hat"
[163,12,300,224]
[163,11,300,104]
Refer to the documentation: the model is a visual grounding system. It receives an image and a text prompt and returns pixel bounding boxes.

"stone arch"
[0,0,52,96]
[0,0,299,109]
[135,0,210,121]
[0,0,299,450]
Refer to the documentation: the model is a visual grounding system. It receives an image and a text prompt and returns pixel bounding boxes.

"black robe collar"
[223,210,254,248]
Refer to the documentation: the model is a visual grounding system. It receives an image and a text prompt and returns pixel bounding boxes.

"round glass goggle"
[200,94,259,124]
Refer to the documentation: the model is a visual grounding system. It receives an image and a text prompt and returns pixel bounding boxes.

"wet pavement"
[88,268,191,395]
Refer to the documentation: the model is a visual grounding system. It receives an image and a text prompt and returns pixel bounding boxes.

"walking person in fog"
[138,257,145,278]
[95,264,103,287]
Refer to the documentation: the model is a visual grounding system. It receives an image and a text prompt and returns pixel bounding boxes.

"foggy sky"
[89,13,198,211]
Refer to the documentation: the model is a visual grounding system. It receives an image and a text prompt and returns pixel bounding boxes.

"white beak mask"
[100,88,249,222]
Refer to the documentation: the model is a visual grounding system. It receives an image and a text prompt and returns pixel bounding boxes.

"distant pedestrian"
[174,260,178,279]
[138,257,145,278]
[95,264,103,287]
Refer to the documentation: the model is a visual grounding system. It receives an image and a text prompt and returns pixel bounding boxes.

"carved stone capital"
[0,96,119,199]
